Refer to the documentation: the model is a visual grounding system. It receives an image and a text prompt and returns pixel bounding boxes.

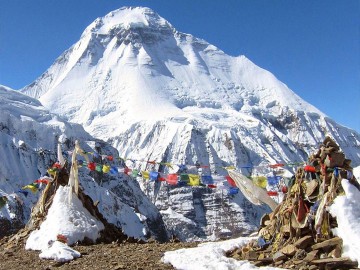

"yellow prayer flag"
[22,184,38,193]
[102,165,111,173]
[47,168,57,177]
[253,176,267,189]
[163,162,173,169]
[188,174,200,186]
[141,171,150,179]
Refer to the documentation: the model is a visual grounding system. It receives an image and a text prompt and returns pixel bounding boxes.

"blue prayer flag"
[201,175,214,185]
[267,176,281,186]
[150,171,159,181]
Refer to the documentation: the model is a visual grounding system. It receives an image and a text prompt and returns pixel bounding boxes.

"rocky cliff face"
[155,184,269,241]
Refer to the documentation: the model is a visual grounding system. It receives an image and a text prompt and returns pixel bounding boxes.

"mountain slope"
[21,6,360,170]
[1,85,270,242]
[0,85,169,241]
[22,7,323,126]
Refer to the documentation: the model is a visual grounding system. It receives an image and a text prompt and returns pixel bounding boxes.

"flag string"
[7,149,306,206]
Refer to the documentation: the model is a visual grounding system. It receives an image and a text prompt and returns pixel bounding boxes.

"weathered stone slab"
[328,245,341,258]
[244,250,258,260]
[304,250,319,262]
[273,251,287,262]
[311,256,354,264]
[292,259,303,265]
[311,237,342,250]
[281,244,297,256]
[253,257,273,267]
[294,235,314,249]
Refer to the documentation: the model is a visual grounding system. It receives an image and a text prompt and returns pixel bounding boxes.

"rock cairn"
[228,137,359,270]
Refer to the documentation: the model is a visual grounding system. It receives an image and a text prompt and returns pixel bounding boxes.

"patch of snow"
[162,236,282,270]
[26,186,104,251]
[329,180,360,266]
[39,241,81,262]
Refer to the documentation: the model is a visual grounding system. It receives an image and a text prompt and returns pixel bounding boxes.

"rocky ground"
[0,236,198,270]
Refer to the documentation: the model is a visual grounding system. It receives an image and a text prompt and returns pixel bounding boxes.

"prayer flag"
[166,174,178,185]
[188,174,200,186]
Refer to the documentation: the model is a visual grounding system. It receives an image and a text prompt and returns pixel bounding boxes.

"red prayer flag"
[87,162,96,171]
[52,163,62,169]
[304,165,316,173]
[166,174,178,185]
[57,234,68,244]
[225,176,237,187]
[269,163,285,168]
[267,191,278,196]
[124,167,131,175]
[34,179,49,184]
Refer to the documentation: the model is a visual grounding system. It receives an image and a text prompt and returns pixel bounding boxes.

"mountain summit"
[21,6,360,169]
[83,6,174,36]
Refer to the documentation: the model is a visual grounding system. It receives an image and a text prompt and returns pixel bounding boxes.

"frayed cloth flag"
[225,176,237,187]
[22,184,39,193]
[267,176,281,186]
[228,170,278,211]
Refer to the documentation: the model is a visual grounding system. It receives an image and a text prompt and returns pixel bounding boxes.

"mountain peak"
[20,6,360,170]
[83,6,173,37]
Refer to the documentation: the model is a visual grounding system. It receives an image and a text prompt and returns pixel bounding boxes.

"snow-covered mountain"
[0,85,170,241]
[0,85,269,242]
[21,7,360,172]
[14,6,360,243]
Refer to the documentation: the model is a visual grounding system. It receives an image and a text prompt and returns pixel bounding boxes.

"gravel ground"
[0,236,198,270]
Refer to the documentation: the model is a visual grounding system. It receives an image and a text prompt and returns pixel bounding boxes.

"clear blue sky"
[0,0,359,133]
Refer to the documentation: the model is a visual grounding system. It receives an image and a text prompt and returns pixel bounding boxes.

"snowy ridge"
[0,85,91,192]
[0,85,169,241]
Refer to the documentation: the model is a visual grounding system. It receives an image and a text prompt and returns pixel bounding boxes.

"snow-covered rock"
[26,186,104,250]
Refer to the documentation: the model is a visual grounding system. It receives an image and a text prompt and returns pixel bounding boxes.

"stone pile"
[228,137,359,270]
